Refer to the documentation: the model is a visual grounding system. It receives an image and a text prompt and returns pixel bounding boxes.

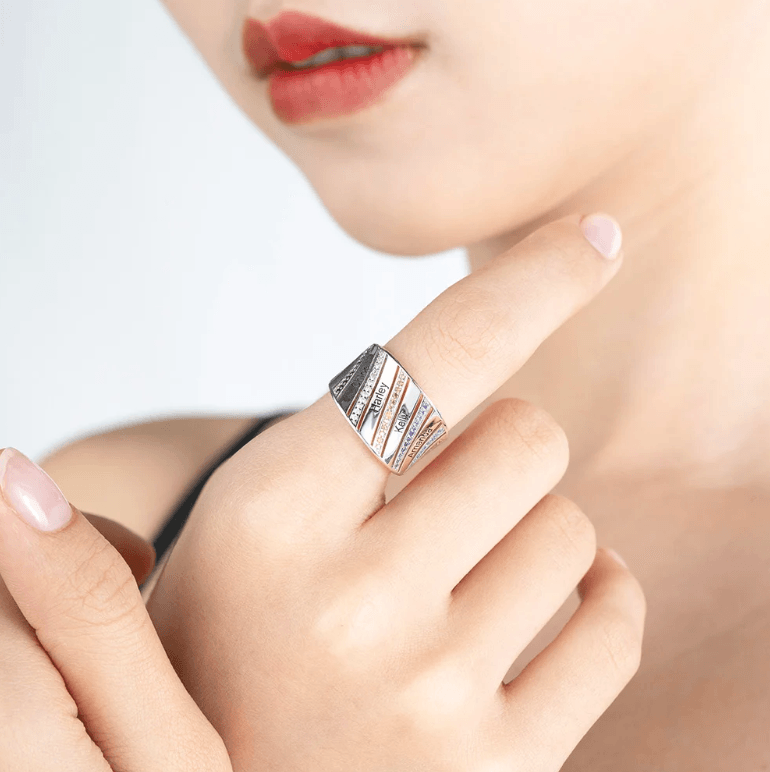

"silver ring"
[328,343,448,475]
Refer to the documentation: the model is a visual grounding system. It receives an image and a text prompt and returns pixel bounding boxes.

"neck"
[465,13,770,492]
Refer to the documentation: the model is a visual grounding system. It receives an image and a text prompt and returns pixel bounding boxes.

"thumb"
[0,446,230,772]
[83,512,156,585]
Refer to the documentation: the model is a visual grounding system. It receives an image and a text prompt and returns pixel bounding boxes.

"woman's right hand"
[146,212,646,771]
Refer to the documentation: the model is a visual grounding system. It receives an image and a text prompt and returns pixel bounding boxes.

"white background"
[1,0,466,460]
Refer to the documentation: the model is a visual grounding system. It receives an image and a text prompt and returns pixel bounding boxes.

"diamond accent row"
[349,349,388,427]
[373,368,407,456]
[409,423,447,466]
[392,396,431,473]
[332,350,367,398]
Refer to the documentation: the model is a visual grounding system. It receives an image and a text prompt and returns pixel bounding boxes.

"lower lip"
[267,45,420,124]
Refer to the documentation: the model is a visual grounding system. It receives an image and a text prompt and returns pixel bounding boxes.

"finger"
[385,212,621,426]
[0,577,113,772]
[0,447,230,772]
[83,513,156,585]
[301,212,622,497]
[447,493,596,691]
[499,547,646,769]
[358,398,570,596]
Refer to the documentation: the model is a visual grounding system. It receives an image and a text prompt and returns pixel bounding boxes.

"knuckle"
[473,749,525,772]
[540,494,597,566]
[398,658,475,734]
[488,399,570,470]
[168,723,233,772]
[53,535,142,633]
[203,443,332,553]
[428,287,506,375]
[0,715,52,762]
[1,711,96,771]
[309,574,396,664]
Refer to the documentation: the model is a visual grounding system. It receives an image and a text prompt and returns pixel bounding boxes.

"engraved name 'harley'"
[368,381,390,417]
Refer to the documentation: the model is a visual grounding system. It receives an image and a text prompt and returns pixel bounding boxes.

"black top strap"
[150,408,298,567]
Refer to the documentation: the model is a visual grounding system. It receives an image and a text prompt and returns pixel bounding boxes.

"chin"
[307,170,512,258]
[325,202,459,257]
[301,148,571,259]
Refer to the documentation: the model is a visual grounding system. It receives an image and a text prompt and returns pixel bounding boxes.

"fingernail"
[606,547,628,569]
[580,212,623,259]
[0,448,73,532]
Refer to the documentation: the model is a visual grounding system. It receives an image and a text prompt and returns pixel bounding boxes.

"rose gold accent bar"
[381,379,422,468]
[373,367,408,456]
[371,365,402,448]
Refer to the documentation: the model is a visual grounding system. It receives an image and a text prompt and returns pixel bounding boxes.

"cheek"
[451,0,746,155]
[161,0,238,65]
[289,0,744,255]
[440,0,742,178]
[159,0,747,257]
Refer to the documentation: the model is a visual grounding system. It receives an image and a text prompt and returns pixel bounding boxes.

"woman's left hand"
[0,446,233,772]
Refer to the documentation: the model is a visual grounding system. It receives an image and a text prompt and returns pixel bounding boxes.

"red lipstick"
[242,11,426,124]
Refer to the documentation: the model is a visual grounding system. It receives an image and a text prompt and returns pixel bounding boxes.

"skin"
[150,2,770,763]
[0,226,647,771]
[0,448,232,771]
[2,0,769,768]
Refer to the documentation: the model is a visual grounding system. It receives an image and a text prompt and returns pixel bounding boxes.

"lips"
[242,10,425,78]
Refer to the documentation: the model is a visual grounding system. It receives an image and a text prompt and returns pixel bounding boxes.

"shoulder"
[38,414,270,541]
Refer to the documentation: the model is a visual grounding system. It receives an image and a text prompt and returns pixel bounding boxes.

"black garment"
[150,408,298,569]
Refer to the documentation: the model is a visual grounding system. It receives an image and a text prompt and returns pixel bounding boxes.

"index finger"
[301,212,622,478]
[386,212,622,429]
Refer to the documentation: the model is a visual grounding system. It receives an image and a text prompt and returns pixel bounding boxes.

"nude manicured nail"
[605,547,628,569]
[580,212,623,259]
[0,447,73,532]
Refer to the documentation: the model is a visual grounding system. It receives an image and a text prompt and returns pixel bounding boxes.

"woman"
[1,0,768,769]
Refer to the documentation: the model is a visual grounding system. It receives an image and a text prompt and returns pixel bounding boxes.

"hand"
[0,447,232,772]
[147,212,646,771]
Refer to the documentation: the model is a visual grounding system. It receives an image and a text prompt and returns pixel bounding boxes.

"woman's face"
[162,0,750,256]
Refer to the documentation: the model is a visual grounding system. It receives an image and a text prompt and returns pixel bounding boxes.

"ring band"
[328,343,448,475]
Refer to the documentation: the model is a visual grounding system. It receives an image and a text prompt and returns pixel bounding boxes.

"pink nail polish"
[580,212,623,259]
[0,448,73,532]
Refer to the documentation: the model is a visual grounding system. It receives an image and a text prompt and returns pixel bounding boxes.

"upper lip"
[242,10,426,78]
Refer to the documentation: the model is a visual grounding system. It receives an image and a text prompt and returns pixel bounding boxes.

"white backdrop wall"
[0,0,466,460]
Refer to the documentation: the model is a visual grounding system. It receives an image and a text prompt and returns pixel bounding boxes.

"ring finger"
[358,397,571,597]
